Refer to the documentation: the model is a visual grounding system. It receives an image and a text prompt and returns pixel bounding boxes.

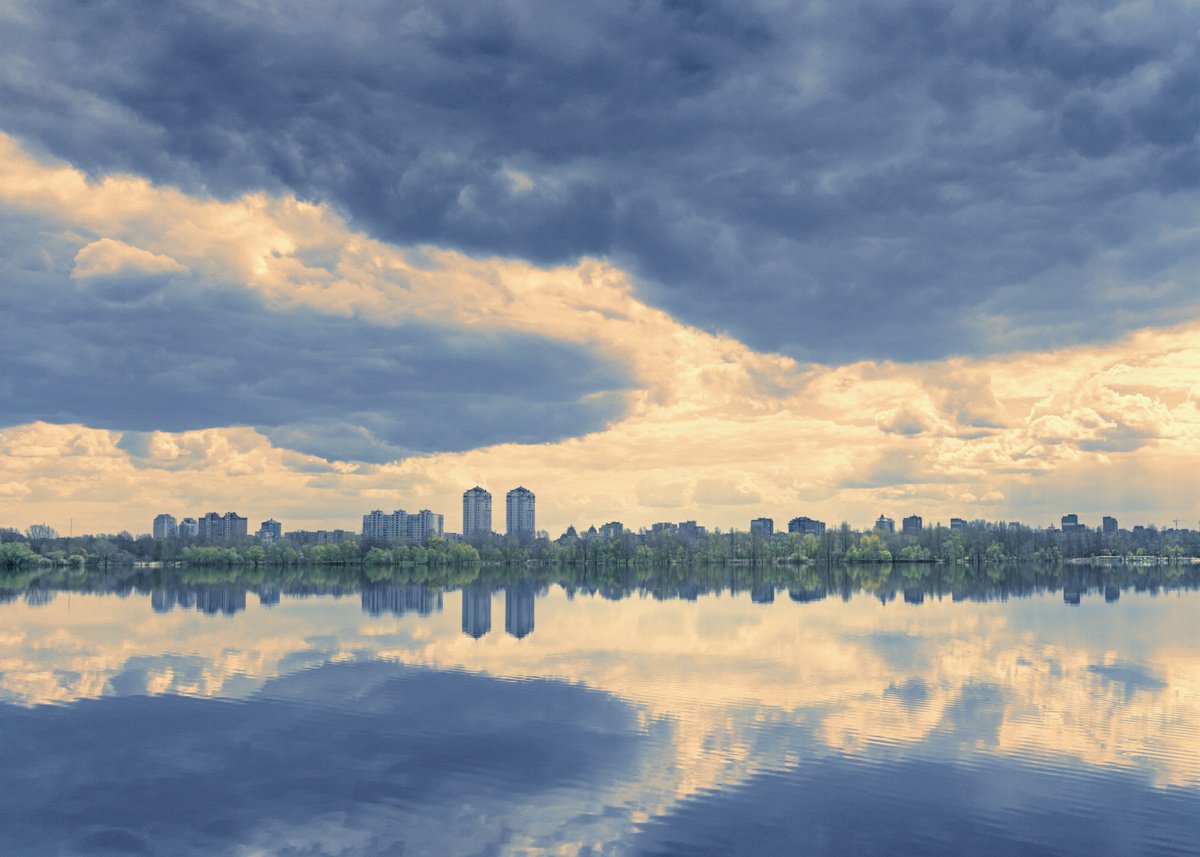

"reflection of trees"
[2,563,1197,619]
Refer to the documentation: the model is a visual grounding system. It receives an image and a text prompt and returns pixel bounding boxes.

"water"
[1,564,1197,856]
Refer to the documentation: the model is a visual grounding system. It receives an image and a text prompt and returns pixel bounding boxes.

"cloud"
[0,218,631,462]
[0,0,1195,362]
[72,237,186,279]
[693,476,762,507]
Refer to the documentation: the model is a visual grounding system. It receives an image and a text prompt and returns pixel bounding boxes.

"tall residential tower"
[505,486,536,540]
[463,486,492,538]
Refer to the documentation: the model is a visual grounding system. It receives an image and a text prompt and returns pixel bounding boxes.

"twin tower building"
[463,486,536,540]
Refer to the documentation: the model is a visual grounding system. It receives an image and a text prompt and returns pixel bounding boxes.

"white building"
[362,508,444,544]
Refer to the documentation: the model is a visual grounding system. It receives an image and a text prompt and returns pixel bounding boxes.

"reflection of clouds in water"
[1,586,1199,809]
[631,751,1200,857]
[0,661,647,857]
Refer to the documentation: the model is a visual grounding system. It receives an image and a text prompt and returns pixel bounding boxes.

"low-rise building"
[750,517,775,536]
[787,516,826,537]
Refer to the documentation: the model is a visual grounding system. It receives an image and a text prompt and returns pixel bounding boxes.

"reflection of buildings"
[903,587,925,605]
[361,584,443,618]
[258,586,281,607]
[750,583,775,604]
[461,583,493,638]
[789,587,827,603]
[505,584,535,639]
[151,587,247,615]
[1105,585,1121,603]
[1063,588,1082,605]
[197,587,248,616]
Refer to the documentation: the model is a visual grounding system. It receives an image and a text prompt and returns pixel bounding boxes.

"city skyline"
[47,501,1188,544]
[0,1,1196,540]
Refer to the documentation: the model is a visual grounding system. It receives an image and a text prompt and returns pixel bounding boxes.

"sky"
[0,0,1197,536]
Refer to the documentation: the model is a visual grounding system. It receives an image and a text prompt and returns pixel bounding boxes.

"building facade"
[197,512,248,542]
[362,509,445,544]
[506,487,536,540]
[599,521,624,540]
[902,515,923,534]
[787,516,826,537]
[152,514,178,539]
[750,517,775,536]
[875,515,895,533]
[1061,513,1086,533]
[462,486,493,538]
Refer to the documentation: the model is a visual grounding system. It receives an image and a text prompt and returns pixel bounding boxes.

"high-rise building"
[949,517,967,531]
[462,487,492,538]
[599,521,624,540]
[178,517,199,538]
[152,514,178,539]
[902,514,923,534]
[257,519,282,542]
[875,515,895,533]
[1102,516,1118,534]
[750,517,774,536]
[506,487,536,540]
[787,516,826,537]
[226,512,248,540]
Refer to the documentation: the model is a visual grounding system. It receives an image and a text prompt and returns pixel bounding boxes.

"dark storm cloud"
[0,219,630,463]
[1,0,1197,361]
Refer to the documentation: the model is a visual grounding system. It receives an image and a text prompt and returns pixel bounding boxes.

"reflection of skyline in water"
[1,565,1198,855]
[7,564,1197,640]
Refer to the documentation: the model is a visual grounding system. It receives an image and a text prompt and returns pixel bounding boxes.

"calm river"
[1,564,1197,855]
